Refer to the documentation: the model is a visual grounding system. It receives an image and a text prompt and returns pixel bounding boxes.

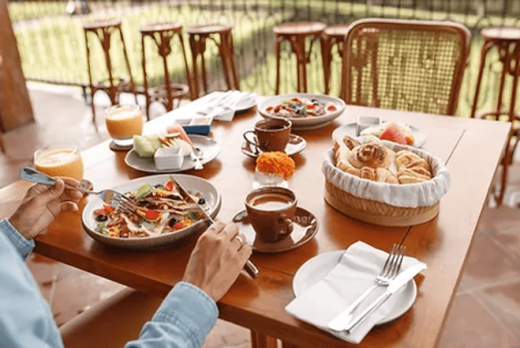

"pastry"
[342,135,361,150]
[360,167,376,180]
[376,168,399,184]
[348,142,389,169]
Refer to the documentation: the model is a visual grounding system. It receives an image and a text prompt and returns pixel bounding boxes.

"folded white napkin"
[285,241,426,344]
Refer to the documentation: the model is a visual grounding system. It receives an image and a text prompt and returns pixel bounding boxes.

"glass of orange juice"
[34,144,84,181]
[105,105,143,147]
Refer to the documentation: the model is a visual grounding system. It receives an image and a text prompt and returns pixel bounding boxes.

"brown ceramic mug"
[245,187,297,242]
[243,118,292,152]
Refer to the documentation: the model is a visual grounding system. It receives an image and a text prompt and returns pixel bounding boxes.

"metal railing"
[9,0,520,116]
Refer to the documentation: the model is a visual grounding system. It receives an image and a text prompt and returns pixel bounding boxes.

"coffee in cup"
[243,118,292,152]
[245,187,297,242]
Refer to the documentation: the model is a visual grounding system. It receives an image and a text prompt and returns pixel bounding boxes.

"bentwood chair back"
[340,19,470,116]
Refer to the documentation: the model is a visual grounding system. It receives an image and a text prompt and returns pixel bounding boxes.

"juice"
[34,145,83,181]
[105,105,143,146]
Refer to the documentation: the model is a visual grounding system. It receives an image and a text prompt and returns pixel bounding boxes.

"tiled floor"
[2,83,520,348]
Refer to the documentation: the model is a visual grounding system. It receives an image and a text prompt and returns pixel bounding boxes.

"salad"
[93,178,206,238]
[265,97,337,118]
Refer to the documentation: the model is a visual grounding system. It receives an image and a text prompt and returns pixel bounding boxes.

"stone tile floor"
[2,83,520,348]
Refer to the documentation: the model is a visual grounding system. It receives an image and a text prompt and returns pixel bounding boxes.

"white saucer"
[241,134,307,158]
[332,122,427,148]
[292,250,417,325]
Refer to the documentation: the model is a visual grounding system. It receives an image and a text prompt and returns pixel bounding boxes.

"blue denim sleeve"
[125,282,219,348]
[0,219,64,348]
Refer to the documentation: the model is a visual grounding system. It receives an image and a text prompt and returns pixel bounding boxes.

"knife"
[334,263,426,333]
[169,177,259,279]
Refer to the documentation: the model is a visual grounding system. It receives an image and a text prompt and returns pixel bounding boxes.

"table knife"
[169,177,259,279]
[336,263,426,333]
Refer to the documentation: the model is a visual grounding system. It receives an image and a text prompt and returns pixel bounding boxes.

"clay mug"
[243,118,291,152]
[245,187,297,242]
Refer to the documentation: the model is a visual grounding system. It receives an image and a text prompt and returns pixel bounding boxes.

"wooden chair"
[340,19,470,116]
[140,22,192,120]
[321,24,350,95]
[83,20,137,126]
[470,27,520,205]
[187,24,239,98]
[273,22,326,95]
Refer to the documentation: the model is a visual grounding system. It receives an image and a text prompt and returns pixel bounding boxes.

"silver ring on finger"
[235,235,244,247]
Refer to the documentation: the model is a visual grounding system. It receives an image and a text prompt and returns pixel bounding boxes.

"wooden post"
[0,0,34,133]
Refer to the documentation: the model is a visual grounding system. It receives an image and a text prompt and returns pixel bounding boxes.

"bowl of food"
[81,174,221,249]
[258,94,345,130]
[322,135,450,226]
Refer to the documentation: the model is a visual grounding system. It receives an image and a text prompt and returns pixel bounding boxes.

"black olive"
[198,197,206,205]
[168,218,178,227]
[95,214,108,222]
[154,184,164,189]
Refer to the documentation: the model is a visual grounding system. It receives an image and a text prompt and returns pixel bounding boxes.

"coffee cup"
[245,187,297,242]
[243,119,292,152]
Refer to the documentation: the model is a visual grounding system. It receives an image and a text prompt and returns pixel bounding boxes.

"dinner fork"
[327,244,405,332]
[19,167,137,215]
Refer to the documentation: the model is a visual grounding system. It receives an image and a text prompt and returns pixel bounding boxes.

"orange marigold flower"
[256,152,295,180]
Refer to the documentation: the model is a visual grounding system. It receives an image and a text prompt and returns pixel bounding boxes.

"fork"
[19,167,137,215]
[327,244,405,331]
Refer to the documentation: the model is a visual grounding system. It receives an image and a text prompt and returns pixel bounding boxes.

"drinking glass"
[34,144,84,181]
[105,105,143,147]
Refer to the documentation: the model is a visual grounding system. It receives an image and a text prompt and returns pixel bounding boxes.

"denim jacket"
[0,219,218,348]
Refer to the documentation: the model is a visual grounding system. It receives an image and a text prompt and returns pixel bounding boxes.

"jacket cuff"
[0,219,34,260]
[153,282,218,346]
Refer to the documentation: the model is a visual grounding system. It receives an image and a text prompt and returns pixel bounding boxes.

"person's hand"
[9,178,83,240]
[183,222,252,302]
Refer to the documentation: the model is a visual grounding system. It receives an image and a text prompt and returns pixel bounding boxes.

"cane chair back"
[340,19,470,116]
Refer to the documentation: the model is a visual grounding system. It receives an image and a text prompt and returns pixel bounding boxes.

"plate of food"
[125,127,220,173]
[258,94,345,130]
[332,121,427,148]
[82,174,221,249]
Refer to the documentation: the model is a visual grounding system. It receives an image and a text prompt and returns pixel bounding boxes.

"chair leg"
[281,342,300,348]
[470,41,492,118]
[118,26,137,104]
[250,331,277,348]
[494,44,510,120]
[189,35,200,99]
[84,31,97,126]
[218,33,233,90]
[227,32,240,90]
[275,37,282,95]
[141,35,150,120]
[321,36,332,95]
[178,33,195,100]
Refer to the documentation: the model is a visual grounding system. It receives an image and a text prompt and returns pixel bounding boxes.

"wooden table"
[0,104,510,348]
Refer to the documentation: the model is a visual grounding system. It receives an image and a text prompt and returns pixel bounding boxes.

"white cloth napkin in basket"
[285,242,426,344]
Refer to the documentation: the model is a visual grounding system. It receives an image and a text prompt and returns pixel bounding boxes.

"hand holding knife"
[170,177,259,279]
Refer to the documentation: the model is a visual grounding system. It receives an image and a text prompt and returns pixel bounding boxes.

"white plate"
[293,250,417,325]
[258,94,345,130]
[82,174,221,249]
[235,95,257,113]
[125,135,220,173]
[332,122,427,148]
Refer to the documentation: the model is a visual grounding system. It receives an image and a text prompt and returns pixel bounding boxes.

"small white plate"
[125,135,220,173]
[293,250,417,325]
[241,134,307,158]
[332,122,427,148]
[258,94,345,130]
[82,174,221,249]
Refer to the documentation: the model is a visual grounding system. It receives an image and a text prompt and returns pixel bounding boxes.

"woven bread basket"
[322,139,450,227]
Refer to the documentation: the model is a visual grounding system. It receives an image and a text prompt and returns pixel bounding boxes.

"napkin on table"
[285,241,426,344]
